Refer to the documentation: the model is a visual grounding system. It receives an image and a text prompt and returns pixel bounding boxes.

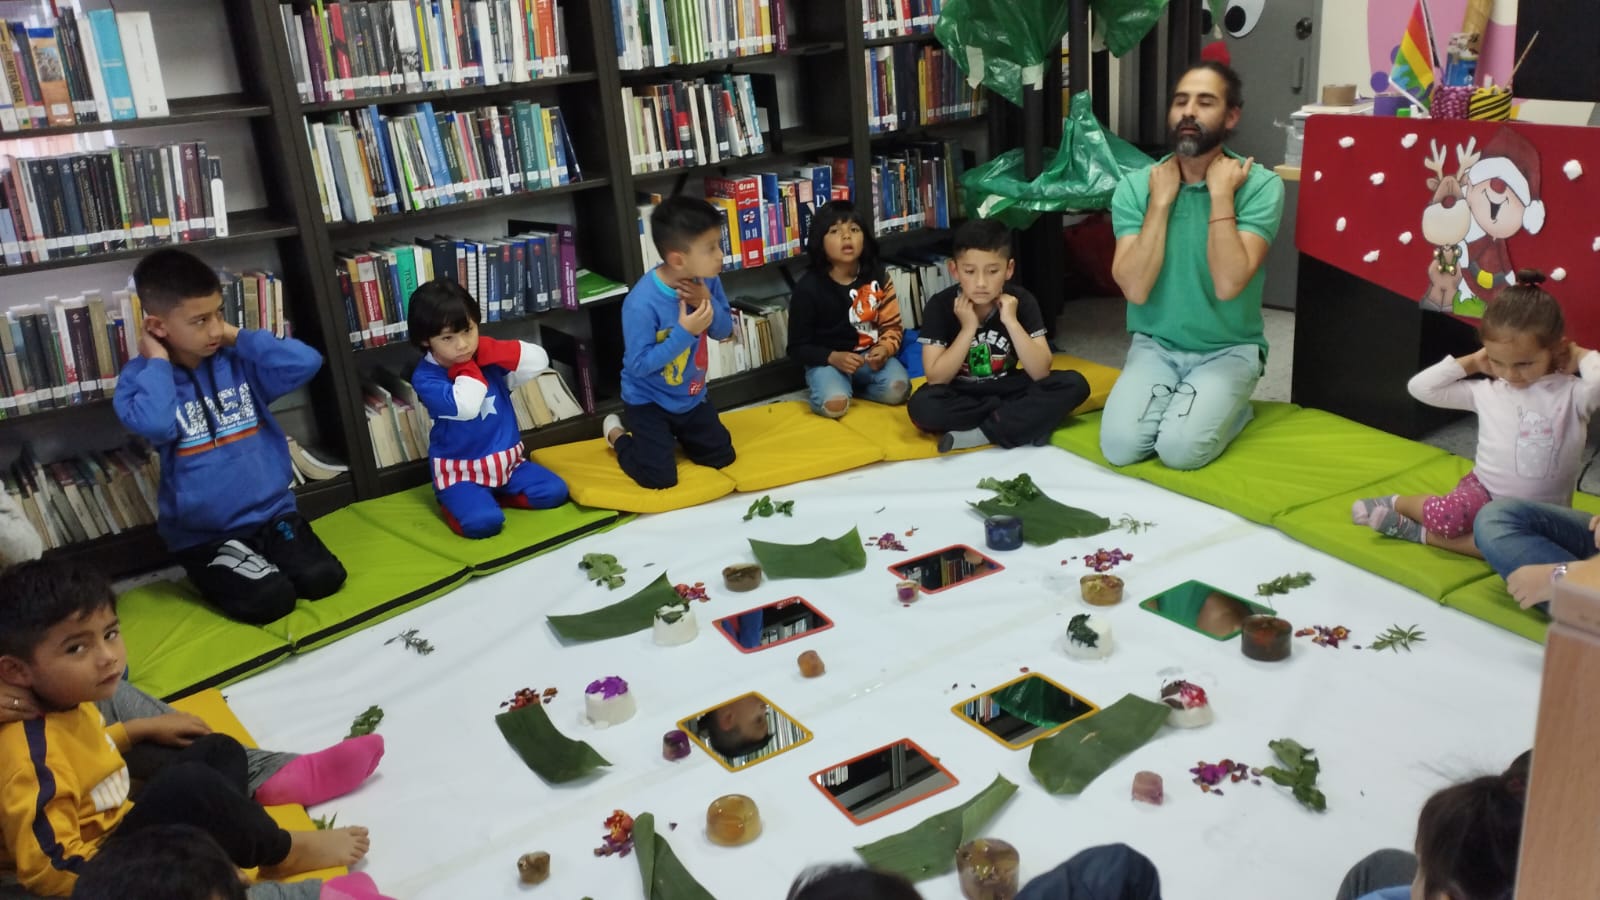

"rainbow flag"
[1389,0,1437,107]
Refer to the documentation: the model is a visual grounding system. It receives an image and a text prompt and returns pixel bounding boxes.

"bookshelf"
[0,0,993,576]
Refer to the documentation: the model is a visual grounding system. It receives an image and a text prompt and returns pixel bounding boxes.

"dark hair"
[787,865,924,900]
[1179,60,1244,110]
[650,195,724,257]
[951,218,1012,260]
[132,249,222,315]
[806,200,881,277]
[74,825,248,900]
[407,278,481,349]
[1481,270,1564,348]
[0,560,116,661]
[1415,750,1530,900]
[698,710,772,759]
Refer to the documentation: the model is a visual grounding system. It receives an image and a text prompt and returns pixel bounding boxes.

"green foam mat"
[119,581,291,701]
[1048,401,1302,476]
[1134,407,1447,524]
[1272,455,1492,601]
[348,485,626,573]
[1438,575,1550,644]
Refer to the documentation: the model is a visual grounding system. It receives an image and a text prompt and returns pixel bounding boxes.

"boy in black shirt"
[910,220,1089,451]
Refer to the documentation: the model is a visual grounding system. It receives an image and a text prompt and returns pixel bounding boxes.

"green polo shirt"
[1110,149,1284,355]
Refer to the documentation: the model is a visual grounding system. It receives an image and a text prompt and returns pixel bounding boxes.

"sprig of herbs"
[347,705,383,739]
[1114,514,1157,534]
[1066,613,1100,648]
[579,553,626,590]
[742,495,795,521]
[976,473,1042,507]
[1370,624,1426,653]
[385,628,434,655]
[1257,572,1316,597]
[311,813,338,830]
[1258,738,1327,812]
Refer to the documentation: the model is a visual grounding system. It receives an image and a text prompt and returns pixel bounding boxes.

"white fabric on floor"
[225,447,1543,900]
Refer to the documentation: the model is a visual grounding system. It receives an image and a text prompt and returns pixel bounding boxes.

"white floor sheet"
[224,446,1545,900]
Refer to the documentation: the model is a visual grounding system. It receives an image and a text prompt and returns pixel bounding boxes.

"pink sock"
[320,872,395,900]
[255,734,385,808]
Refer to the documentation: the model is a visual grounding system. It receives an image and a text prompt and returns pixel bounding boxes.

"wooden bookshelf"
[19,94,275,139]
[862,32,941,49]
[0,209,299,277]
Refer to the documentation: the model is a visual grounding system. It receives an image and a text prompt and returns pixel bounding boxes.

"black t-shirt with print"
[917,282,1047,382]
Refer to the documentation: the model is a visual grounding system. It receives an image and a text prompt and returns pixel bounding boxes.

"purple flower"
[586,676,629,698]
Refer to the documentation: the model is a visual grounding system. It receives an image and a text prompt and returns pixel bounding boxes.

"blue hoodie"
[113,331,322,552]
[620,269,733,414]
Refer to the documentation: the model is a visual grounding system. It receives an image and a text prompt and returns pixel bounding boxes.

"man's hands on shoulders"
[1148,158,1180,209]
[1207,154,1253,197]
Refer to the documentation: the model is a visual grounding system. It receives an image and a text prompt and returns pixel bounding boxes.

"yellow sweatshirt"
[0,702,132,896]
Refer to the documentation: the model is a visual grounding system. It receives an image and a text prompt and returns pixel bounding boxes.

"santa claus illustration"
[1459,127,1546,306]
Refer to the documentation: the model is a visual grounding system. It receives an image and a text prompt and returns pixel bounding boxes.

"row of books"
[0,9,168,132]
[882,249,957,331]
[862,0,946,39]
[869,140,964,237]
[703,295,789,381]
[610,0,782,70]
[621,74,766,175]
[1,272,293,418]
[635,160,852,273]
[360,363,584,468]
[3,442,160,551]
[305,100,579,224]
[866,44,986,135]
[337,222,627,349]
[279,0,571,106]
[1,141,229,268]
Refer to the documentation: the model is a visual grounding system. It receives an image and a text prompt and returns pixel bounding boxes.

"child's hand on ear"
[138,324,168,361]
[1563,341,1591,375]
[1458,347,1487,375]
[219,321,240,347]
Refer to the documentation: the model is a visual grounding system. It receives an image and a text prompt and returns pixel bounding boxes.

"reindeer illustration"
[1421,138,1479,312]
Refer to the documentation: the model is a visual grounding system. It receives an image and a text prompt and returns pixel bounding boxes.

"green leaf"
[1256,572,1315,596]
[580,553,627,590]
[1260,737,1327,812]
[547,572,684,642]
[976,474,1042,506]
[347,705,383,738]
[970,491,1112,546]
[633,813,719,900]
[854,775,1018,881]
[1028,695,1170,794]
[495,698,611,784]
[748,527,869,579]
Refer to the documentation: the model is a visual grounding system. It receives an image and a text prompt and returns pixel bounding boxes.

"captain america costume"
[411,335,568,537]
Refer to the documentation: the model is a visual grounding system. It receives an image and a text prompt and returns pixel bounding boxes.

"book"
[114,12,168,118]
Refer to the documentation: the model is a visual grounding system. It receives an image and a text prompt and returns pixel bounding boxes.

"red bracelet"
[1209,215,1237,224]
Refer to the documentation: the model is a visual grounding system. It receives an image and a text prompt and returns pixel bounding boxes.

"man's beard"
[1171,116,1226,157]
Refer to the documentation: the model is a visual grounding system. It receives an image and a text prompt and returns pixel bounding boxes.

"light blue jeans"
[1474,498,1597,596]
[804,356,910,417]
[1099,333,1262,470]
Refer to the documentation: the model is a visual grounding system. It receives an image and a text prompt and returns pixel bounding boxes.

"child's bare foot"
[603,414,625,448]
[260,826,370,878]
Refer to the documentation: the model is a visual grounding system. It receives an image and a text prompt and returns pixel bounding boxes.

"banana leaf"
[495,698,610,784]
[970,494,1112,546]
[547,572,682,642]
[854,774,1018,881]
[634,813,719,900]
[748,527,868,579]
[1028,695,1169,795]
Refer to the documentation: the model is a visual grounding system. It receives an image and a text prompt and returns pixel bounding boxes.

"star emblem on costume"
[479,394,498,419]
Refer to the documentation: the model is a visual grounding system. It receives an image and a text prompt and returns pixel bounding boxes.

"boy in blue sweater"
[114,250,345,625]
[407,278,568,538]
[604,196,737,488]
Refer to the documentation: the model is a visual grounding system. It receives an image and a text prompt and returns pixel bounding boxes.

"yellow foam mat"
[170,690,345,885]
[718,401,885,492]
[529,436,737,514]
[838,354,1120,461]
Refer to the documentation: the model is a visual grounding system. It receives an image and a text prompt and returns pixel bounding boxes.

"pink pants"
[1420,471,1493,538]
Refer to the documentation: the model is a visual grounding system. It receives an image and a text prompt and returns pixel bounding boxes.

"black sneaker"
[256,514,347,600]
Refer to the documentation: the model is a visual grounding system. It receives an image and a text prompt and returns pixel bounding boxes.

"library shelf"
[0,209,298,277]
[324,178,612,239]
[299,72,599,114]
[862,32,940,49]
[8,94,274,140]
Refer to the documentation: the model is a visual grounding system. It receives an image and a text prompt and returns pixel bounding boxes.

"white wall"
[1316,0,1594,126]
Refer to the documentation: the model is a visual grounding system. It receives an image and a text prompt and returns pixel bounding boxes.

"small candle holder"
[984,515,1024,551]
[1241,615,1292,662]
[723,563,762,592]
[1080,574,1124,606]
[896,579,920,603]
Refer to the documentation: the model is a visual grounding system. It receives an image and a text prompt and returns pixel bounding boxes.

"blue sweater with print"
[411,340,548,463]
[113,331,321,551]
[620,269,733,414]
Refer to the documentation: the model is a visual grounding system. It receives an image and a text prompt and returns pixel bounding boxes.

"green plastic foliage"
[934,0,1069,107]
[962,93,1155,228]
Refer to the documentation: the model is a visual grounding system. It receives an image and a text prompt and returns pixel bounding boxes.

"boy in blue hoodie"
[113,250,345,625]
[603,196,737,488]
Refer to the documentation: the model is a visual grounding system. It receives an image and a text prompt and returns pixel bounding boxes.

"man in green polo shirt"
[1101,61,1284,470]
